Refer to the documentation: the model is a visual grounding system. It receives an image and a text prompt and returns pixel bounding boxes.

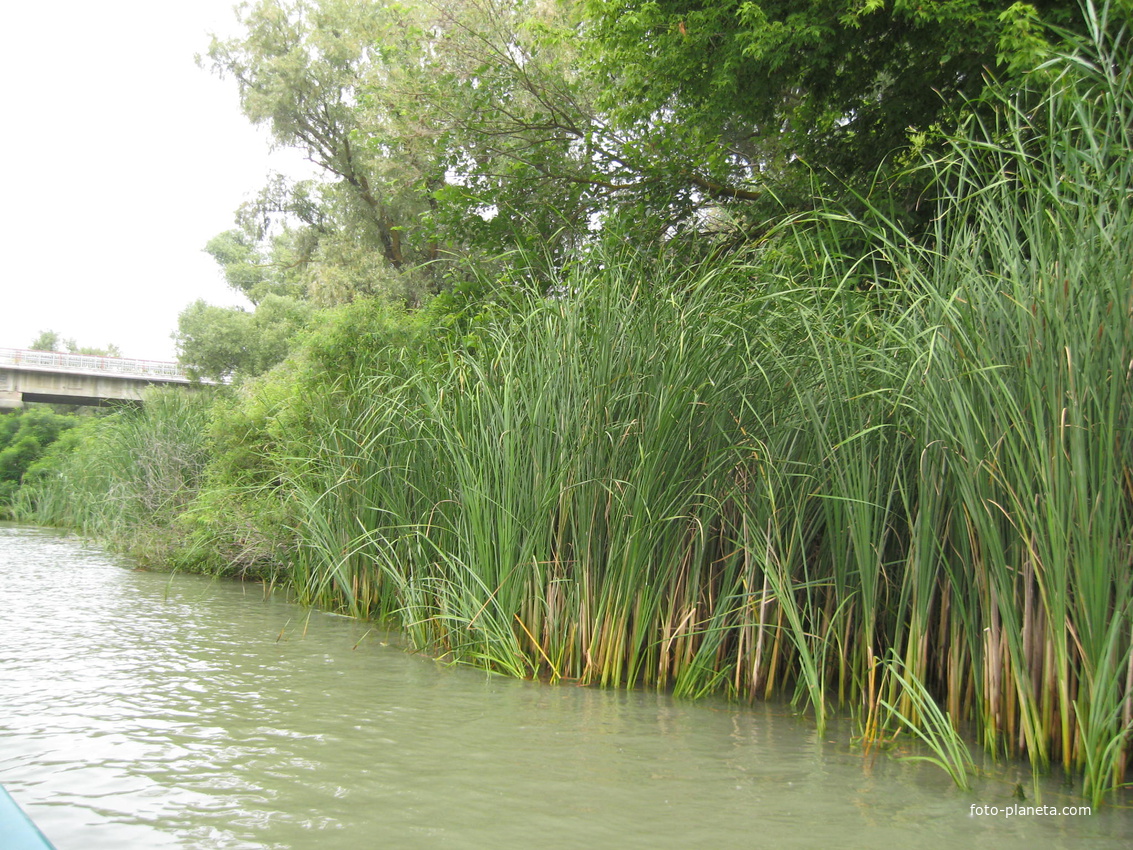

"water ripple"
[2,525,1131,849]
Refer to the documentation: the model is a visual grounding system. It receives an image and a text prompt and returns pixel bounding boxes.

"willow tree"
[205,0,443,302]
[203,0,1096,305]
[203,0,614,303]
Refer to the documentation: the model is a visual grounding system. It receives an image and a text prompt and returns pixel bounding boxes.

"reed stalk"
[16,4,1132,802]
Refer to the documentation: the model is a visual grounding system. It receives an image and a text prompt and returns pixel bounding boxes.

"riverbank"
[10,36,1133,804]
[3,525,1131,849]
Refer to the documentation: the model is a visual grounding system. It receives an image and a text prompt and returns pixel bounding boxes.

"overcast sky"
[0,0,312,361]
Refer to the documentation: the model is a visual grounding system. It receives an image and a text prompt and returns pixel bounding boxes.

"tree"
[29,330,121,357]
[174,295,312,381]
[205,0,626,296]
[69,342,123,357]
[205,0,1088,293]
[0,408,79,509]
[29,330,62,352]
[389,0,613,255]
[204,0,441,290]
[204,227,307,305]
[578,0,1085,219]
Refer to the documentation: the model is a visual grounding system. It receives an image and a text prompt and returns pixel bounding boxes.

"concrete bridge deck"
[0,348,195,409]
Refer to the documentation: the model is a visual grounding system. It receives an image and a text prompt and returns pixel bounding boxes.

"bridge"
[0,348,197,410]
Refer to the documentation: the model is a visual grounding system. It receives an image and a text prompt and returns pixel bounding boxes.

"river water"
[1,524,1130,849]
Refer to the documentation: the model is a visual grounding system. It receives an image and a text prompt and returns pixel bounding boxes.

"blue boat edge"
[0,784,59,850]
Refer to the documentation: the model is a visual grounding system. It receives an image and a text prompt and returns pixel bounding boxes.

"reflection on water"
[1,524,1130,849]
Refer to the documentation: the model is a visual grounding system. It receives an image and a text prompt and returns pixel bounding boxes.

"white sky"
[0,0,314,361]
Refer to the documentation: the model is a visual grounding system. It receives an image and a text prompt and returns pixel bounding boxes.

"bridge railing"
[0,348,190,381]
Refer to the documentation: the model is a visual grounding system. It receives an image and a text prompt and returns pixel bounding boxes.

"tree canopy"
[581,1,1087,210]
[174,295,312,381]
[30,330,122,357]
[184,0,1111,379]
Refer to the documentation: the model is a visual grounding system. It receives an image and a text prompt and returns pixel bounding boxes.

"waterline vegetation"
[11,5,1133,805]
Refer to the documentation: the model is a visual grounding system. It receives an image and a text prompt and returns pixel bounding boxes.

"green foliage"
[204,227,308,305]
[18,0,1133,804]
[395,0,615,256]
[205,0,745,290]
[247,8,1133,798]
[797,8,1133,800]
[0,435,41,507]
[878,654,977,790]
[197,0,1129,300]
[204,0,439,285]
[285,245,778,677]
[0,408,80,513]
[28,329,122,357]
[170,375,302,578]
[16,389,217,564]
[297,295,422,378]
[580,0,1086,217]
[28,330,62,352]
[174,294,312,381]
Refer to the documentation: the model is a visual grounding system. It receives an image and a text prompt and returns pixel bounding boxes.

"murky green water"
[1,524,1130,848]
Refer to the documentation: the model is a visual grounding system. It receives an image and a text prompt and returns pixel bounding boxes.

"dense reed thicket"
[280,22,1133,801]
[16,13,1133,802]
[15,390,215,564]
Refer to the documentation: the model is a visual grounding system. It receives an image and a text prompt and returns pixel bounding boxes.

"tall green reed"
[177,3,1133,801]
[15,389,215,563]
[286,250,804,694]
[790,4,1133,800]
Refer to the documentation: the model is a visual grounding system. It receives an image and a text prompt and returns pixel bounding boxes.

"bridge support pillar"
[0,391,22,411]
